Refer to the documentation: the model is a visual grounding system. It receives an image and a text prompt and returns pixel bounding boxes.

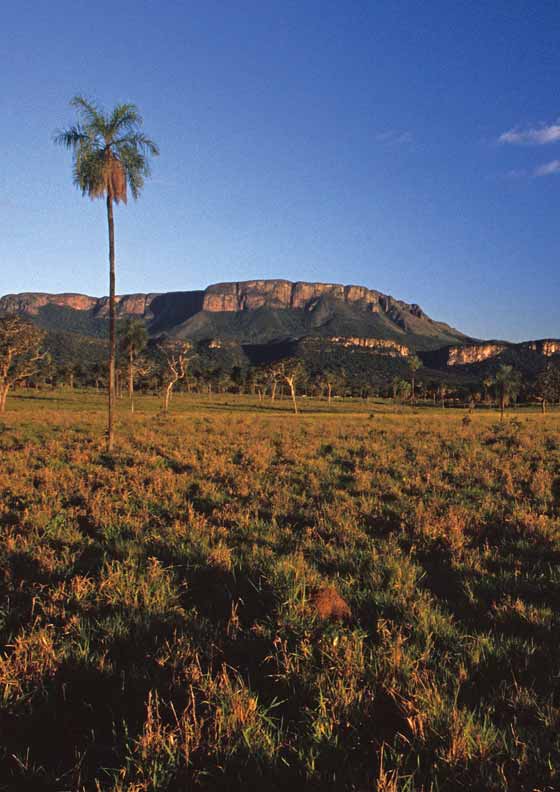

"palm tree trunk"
[107,194,116,452]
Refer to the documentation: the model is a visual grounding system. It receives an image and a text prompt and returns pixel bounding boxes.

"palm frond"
[53,124,87,149]
[114,132,160,157]
[109,103,143,135]
[72,148,106,198]
[70,96,106,132]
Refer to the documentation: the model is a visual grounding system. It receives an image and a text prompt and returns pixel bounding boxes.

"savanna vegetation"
[1,391,559,791]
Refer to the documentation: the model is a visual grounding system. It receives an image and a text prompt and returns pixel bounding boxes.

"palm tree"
[54,96,159,451]
[120,318,148,412]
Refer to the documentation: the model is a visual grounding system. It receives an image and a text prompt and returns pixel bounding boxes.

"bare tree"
[277,360,305,414]
[0,317,47,412]
[158,340,193,413]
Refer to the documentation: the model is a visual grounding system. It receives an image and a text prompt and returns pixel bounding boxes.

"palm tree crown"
[54,96,159,203]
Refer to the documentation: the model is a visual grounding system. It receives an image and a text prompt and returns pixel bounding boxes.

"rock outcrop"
[329,336,409,357]
[447,343,508,366]
[527,339,560,357]
[447,338,560,366]
[0,292,98,315]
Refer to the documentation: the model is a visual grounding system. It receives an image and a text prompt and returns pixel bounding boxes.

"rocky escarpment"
[0,292,99,315]
[526,339,560,357]
[329,337,409,357]
[0,280,466,348]
[0,291,160,319]
[447,339,560,366]
[0,280,426,320]
[447,343,508,366]
[202,279,425,318]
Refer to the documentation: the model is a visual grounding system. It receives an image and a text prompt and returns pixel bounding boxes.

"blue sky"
[1,0,559,341]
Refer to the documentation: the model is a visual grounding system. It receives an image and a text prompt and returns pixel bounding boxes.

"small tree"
[321,367,342,405]
[266,364,283,402]
[408,355,422,404]
[482,376,494,406]
[494,364,521,420]
[0,317,47,412]
[250,367,268,402]
[535,362,560,413]
[393,378,411,404]
[120,319,149,412]
[158,340,193,413]
[437,382,448,408]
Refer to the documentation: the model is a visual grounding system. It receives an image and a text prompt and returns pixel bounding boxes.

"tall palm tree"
[54,96,159,451]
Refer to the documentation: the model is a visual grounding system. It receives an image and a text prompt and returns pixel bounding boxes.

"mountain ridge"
[1,280,558,365]
[0,278,469,351]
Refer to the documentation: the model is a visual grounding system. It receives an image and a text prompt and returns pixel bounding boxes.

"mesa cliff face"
[0,280,428,321]
[201,279,424,316]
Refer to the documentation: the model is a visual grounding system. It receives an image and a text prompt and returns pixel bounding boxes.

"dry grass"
[0,390,559,790]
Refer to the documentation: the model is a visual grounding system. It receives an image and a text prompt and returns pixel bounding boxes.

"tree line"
[2,314,560,419]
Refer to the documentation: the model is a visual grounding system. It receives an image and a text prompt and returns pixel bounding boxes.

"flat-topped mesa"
[201,279,416,314]
[0,280,425,321]
[329,336,409,357]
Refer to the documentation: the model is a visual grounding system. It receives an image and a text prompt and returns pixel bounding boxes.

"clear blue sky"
[1,0,559,341]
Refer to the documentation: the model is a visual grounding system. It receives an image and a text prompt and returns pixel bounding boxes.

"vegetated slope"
[1,398,559,791]
[171,295,466,350]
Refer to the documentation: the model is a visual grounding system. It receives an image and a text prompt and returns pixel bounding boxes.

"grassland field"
[1,390,559,791]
